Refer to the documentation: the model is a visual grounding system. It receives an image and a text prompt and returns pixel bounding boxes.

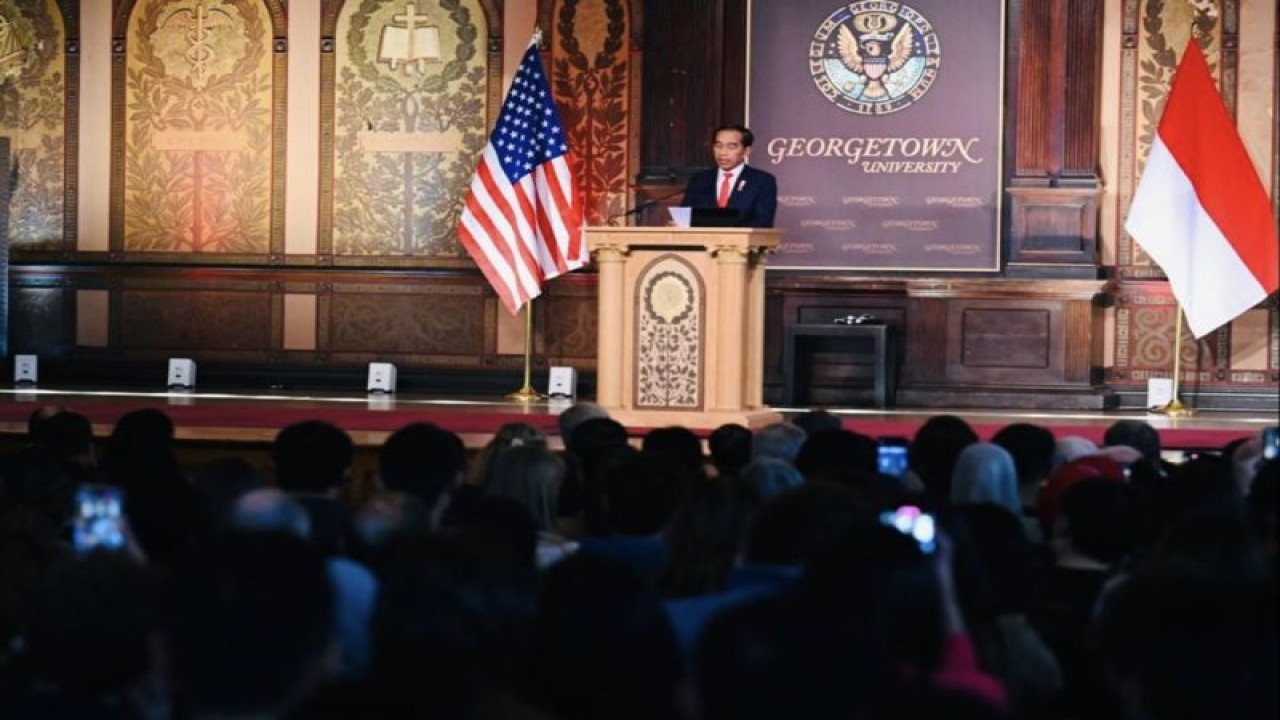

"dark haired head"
[272,420,355,493]
[910,415,979,502]
[991,422,1057,487]
[714,123,754,147]
[709,423,753,476]
[378,422,465,506]
[566,416,629,459]
[795,429,878,484]
[1104,420,1162,462]
[556,401,610,444]
[100,408,179,489]
[30,411,95,465]
[791,409,842,436]
[643,426,707,481]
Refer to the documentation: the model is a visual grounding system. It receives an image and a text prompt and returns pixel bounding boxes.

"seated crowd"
[0,403,1275,719]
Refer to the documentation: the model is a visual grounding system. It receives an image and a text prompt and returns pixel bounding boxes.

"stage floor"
[2,386,1275,452]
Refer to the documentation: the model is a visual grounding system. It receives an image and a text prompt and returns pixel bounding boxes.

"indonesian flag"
[1124,39,1279,339]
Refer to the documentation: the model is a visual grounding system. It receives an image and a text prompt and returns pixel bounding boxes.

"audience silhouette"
[0,407,1274,720]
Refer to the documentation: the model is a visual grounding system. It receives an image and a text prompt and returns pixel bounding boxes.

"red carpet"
[0,389,1271,450]
[0,392,561,438]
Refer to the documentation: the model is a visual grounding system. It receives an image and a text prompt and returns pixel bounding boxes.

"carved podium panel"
[586,227,783,430]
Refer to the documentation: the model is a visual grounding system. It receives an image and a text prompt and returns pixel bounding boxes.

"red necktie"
[717,172,732,208]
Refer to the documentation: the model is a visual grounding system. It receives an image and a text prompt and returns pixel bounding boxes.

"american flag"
[457,37,586,314]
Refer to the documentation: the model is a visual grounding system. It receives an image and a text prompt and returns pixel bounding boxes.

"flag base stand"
[1155,398,1195,417]
[506,385,545,403]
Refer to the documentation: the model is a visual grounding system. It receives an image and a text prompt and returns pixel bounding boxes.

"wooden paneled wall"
[5,0,1276,410]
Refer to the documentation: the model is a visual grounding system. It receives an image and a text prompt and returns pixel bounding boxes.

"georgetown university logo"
[808,1,940,115]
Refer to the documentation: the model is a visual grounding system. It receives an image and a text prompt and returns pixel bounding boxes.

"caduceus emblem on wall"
[160,2,234,89]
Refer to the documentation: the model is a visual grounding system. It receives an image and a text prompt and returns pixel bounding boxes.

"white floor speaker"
[1146,378,1174,409]
[13,355,38,385]
[367,362,397,393]
[167,358,197,389]
[547,366,577,398]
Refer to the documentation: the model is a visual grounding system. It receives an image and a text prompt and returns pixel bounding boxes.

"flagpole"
[1157,306,1194,417]
[506,302,543,402]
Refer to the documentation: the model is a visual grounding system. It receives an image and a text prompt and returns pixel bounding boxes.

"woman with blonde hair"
[486,444,577,568]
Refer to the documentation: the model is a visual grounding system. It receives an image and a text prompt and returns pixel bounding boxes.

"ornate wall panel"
[8,287,76,354]
[112,0,283,259]
[541,273,599,365]
[547,0,632,224]
[0,0,70,250]
[322,0,493,261]
[116,290,275,351]
[326,285,488,358]
[1111,0,1279,401]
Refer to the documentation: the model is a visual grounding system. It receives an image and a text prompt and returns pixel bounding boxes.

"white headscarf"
[951,442,1022,516]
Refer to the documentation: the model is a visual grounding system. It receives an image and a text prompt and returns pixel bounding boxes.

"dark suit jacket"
[681,164,778,228]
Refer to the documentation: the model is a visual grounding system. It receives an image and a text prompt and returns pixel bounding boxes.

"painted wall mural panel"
[329,0,489,258]
[121,0,275,254]
[550,0,631,225]
[0,0,66,249]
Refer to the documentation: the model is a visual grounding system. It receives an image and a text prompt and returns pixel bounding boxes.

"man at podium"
[681,124,778,228]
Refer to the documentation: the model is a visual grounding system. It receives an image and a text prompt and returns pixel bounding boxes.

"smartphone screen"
[877,441,909,478]
[73,485,126,554]
[878,505,936,553]
[1264,426,1279,461]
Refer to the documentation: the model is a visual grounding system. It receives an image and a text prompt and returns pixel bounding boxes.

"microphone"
[608,187,686,224]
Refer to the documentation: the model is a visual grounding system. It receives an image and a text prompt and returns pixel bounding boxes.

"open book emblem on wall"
[379,4,442,73]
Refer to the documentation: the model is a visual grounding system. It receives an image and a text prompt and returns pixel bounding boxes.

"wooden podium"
[586,227,783,430]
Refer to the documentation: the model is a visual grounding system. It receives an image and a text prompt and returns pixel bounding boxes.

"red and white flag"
[1124,39,1279,339]
[457,36,586,314]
